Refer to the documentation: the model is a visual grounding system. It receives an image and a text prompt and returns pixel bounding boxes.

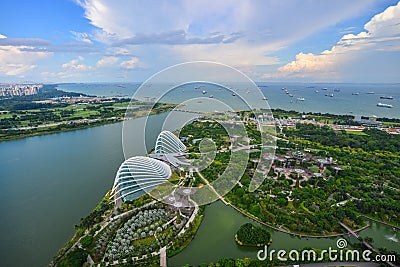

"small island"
[235,223,271,247]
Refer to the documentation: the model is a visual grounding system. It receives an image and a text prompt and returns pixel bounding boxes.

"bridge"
[339,222,396,267]
[159,246,167,267]
[173,109,206,115]
[339,222,360,239]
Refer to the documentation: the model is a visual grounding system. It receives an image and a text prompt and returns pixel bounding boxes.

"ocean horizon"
[56,82,400,119]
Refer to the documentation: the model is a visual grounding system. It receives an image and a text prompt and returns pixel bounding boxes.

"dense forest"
[288,123,400,153]
[235,223,271,247]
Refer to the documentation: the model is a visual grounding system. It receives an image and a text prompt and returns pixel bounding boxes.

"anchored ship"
[377,103,393,108]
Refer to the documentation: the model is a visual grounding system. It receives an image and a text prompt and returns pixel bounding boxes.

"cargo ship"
[380,96,394,100]
[377,103,393,108]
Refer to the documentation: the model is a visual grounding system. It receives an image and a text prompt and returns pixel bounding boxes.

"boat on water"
[367,91,375,94]
[377,103,393,108]
[352,92,360,95]
[262,97,268,100]
[315,90,319,93]
[297,97,305,101]
[209,95,214,98]
[202,90,207,94]
[322,87,328,90]
[288,94,294,97]
[380,96,394,100]
[325,94,334,97]
[232,93,236,96]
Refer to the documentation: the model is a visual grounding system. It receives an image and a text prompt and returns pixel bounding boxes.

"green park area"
[48,108,400,266]
[0,84,175,142]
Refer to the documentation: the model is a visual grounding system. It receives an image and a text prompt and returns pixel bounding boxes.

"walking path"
[228,202,370,238]
[195,168,228,205]
[339,222,396,267]
[94,200,157,239]
[339,222,360,238]
[359,214,400,230]
[178,198,199,236]
[159,246,167,267]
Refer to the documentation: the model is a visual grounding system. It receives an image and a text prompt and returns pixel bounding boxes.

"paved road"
[194,168,228,205]
[159,246,167,267]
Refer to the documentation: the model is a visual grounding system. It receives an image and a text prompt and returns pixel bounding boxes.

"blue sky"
[0,0,399,83]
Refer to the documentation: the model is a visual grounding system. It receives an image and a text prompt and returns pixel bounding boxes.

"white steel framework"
[155,131,186,154]
[111,156,171,202]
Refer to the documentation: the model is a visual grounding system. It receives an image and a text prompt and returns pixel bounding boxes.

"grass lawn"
[382,121,400,127]
[0,113,13,119]
[309,166,319,172]
[131,235,157,247]
[287,200,294,210]
[262,125,276,135]
[345,130,368,136]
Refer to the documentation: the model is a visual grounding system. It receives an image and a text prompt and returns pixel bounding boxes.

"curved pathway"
[359,214,400,230]
[227,202,370,238]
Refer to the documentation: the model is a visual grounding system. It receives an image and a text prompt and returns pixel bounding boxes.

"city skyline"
[0,0,399,83]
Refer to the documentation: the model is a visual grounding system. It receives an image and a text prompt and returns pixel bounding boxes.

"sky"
[0,0,399,83]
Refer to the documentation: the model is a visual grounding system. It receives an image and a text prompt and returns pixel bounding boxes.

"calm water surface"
[0,113,175,267]
[57,82,400,118]
[170,202,399,266]
[1,97,399,266]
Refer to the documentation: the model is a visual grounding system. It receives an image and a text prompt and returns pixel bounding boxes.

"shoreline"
[0,117,123,143]
[2,108,399,144]
[227,201,370,239]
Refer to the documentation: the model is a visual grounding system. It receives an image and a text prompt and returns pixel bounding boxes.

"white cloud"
[113,48,130,55]
[266,1,400,81]
[170,43,281,67]
[0,45,51,76]
[0,35,51,78]
[3,64,36,76]
[96,56,119,67]
[71,31,93,44]
[273,52,335,77]
[365,3,400,37]
[54,55,136,81]
[76,0,376,69]
[77,0,374,42]
[119,57,139,69]
[62,56,93,71]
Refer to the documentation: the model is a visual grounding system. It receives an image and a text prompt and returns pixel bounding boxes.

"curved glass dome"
[155,130,186,154]
[111,156,171,202]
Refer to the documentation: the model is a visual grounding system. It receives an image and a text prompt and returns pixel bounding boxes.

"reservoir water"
[169,202,399,266]
[0,123,124,267]
[0,113,171,267]
[1,113,399,266]
[169,201,340,267]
